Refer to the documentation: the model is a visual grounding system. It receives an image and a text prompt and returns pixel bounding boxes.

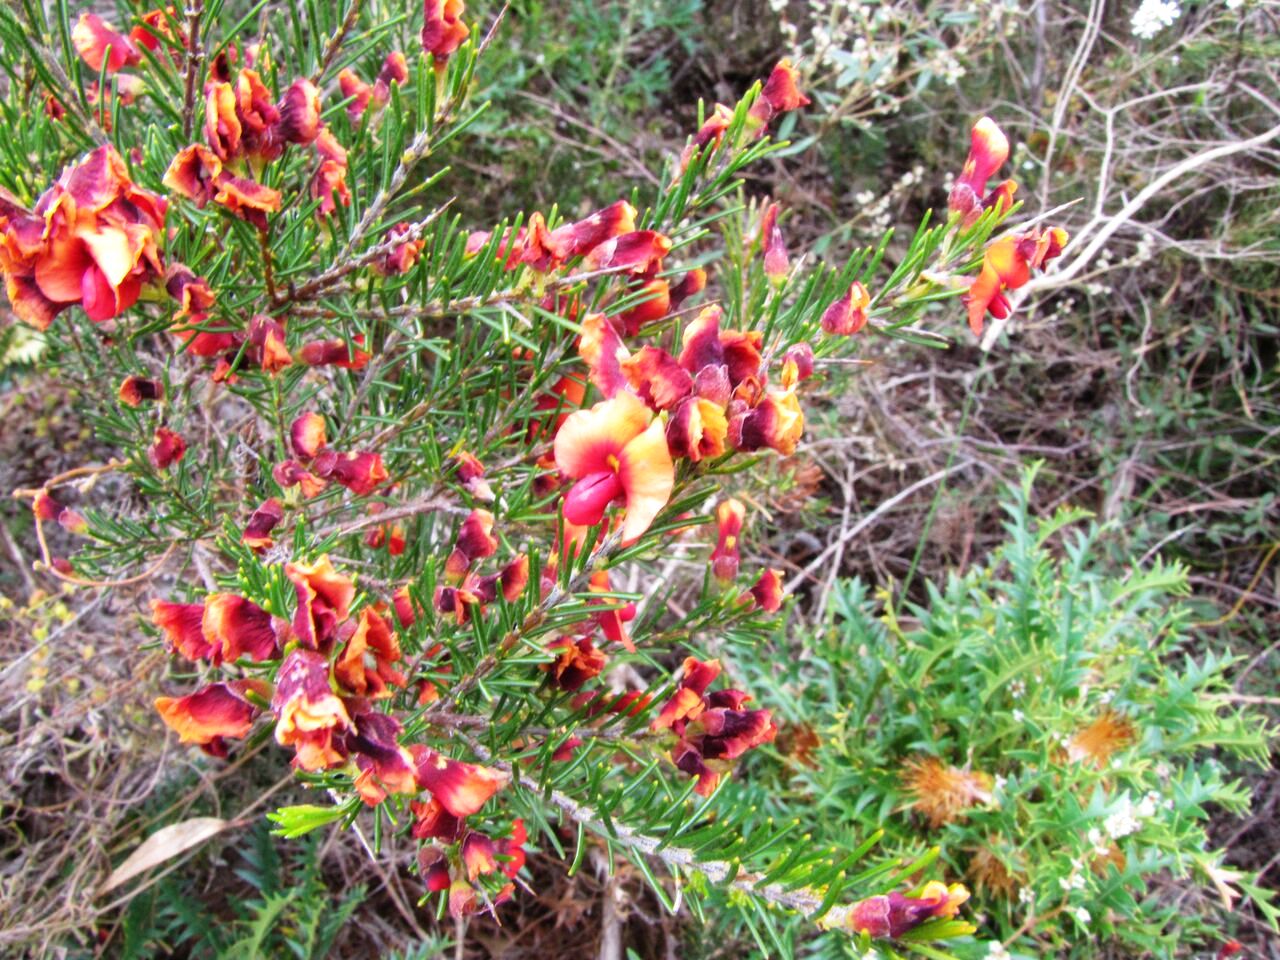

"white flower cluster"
[1103,792,1162,839]
[1131,0,1181,39]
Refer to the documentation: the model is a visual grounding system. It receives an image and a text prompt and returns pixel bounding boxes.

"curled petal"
[820,281,871,336]
[581,230,672,275]
[155,680,262,748]
[338,69,373,121]
[546,200,637,260]
[578,313,630,400]
[72,13,141,72]
[205,83,242,161]
[412,747,507,817]
[285,555,355,650]
[554,392,651,479]
[297,337,371,369]
[118,375,163,407]
[152,599,214,661]
[149,427,187,470]
[665,396,727,463]
[290,412,327,460]
[272,648,352,770]
[620,345,693,411]
[312,450,388,496]
[744,568,784,612]
[163,145,222,206]
[275,79,322,145]
[273,459,327,498]
[240,498,285,552]
[422,0,469,66]
[203,592,281,662]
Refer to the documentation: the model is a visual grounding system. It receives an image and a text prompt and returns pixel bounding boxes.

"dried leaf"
[99,816,231,895]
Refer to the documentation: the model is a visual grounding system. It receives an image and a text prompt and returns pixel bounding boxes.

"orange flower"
[335,605,406,698]
[554,392,675,544]
[240,497,284,551]
[949,116,1012,226]
[614,277,670,336]
[546,200,637,261]
[285,555,356,650]
[155,680,265,756]
[205,82,242,161]
[297,336,371,369]
[149,427,187,471]
[582,230,672,275]
[290,412,327,460]
[759,202,789,281]
[820,280,871,336]
[545,635,607,691]
[151,599,215,661]
[71,13,141,73]
[374,52,410,104]
[1066,710,1135,768]
[349,708,417,805]
[412,746,507,817]
[338,69,374,121]
[271,648,353,770]
[203,592,283,662]
[273,459,328,498]
[748,59,810,127]
[728,386,804,456]
[422,0,469,67]
[118,376,164,406]
[679,103,734,171]
[711,499,746,582]
[666,396,728,463]
[742,567,785,612]
[901,756,993,827]
[275,78,322,146]
[1,146,166,328]
[445,509,498,581]
[312,449,388,496]
[965,226,1068,334]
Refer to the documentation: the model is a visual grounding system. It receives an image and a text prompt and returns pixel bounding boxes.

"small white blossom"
[1074,906,1092,925]
[1131,0,1181,39]
[987,942,1011,959]
[1012,708,1025,723]
[1018,886,1035,904]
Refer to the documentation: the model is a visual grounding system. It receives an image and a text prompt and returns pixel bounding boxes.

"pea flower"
[948,117,1016,226]
[711,499,746,582]
[0,146,167,328]
[272,648,353,770]
[71,13,141,72]
[847,881,971,939]
[965,226,1069,335]
[554,392,675,544]
[155,680,267,757]
[422,0,468,67]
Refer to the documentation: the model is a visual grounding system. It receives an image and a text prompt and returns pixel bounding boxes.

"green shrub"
[732,468,1275,958]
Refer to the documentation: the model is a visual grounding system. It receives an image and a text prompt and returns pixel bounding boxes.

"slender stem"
[311,0,365,85]
[181,1,206,140]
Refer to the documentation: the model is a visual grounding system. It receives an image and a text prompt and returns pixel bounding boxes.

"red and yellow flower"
[554,392,675,544]
[965,226,1068,335]
[155,679,267,757]
[1,146,166,328]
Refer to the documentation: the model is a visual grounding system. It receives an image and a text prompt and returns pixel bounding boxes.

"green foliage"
[728,468,1274,958]
[118,823,366,959]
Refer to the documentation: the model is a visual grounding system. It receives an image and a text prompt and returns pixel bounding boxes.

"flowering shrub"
[735,471,1275,957]
[1,0,1072,948]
